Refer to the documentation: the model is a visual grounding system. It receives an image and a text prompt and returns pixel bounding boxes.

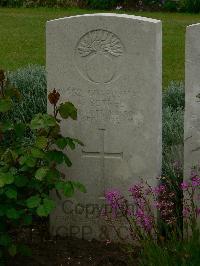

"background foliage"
[6,65,46,123]
[0,0,200,12]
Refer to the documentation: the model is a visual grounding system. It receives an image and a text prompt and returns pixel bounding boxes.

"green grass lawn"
[0,8,200,86]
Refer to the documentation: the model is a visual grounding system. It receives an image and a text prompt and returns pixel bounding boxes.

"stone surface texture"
[47,13,162,241]
[185,24,200,179]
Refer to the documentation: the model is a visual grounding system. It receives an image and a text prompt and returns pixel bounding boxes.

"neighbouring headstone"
[47,13,162,241]
[184,24,200,215]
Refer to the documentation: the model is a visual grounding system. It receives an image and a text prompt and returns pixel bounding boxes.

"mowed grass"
[0,8,200,86]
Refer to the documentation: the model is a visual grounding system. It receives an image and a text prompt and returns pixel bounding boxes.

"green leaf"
[18,244,32,257]
[6,208,20,220]
[19,155,36,168]
[55,137,68,150]
[30,114,56,130]
[63,154,72,167]
[35,167,49,181]
[45,150,64,164]
[35,136,48,149]
[26,195,41,209]
[5,173,15,184]
[63,182,74,197]
[55,137,77,150]
[0,98,12,113]
[31,147,44,159]
[36,205,47,217]
[58,102,77,120]
[46,169,60,182]
[43,198,55,213]
[36,199,55,217]
[5,188,17,199]
[0,178,4,188]
[0,172,14,187]
[0,204,6,217]
[14,123,26,138]
[23,215,32,225]
[73,138,84,146]
[0,234,11,247]
[73,181,87,193]
[8,244,17,257]
[14,175,28,187]
[67,138,76,150]
[55,181,65,191]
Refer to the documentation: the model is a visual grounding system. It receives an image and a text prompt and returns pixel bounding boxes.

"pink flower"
[190,170,198,179]
[191,176,200,187]
[196,208,200,216]
[181,181,190,191]
[105,189,121,209]
[104,189,126,218]
[135,209,153,232]
[153,184,166,195]
[129,184,143,199]
[183,207,190,218]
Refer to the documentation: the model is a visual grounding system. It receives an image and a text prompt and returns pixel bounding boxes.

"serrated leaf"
[26,195,41,209]
[55,137,77,150]
[35,167,49,181]
[0,98,12,113]
[58,102,77,120]
[35,136,48,149]
[30,114,56,130]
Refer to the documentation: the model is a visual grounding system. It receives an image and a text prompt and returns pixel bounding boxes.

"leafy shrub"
[163,0,179,11]
[0,0,81,7]
[163,81,185,111]
[180,0,200,13]
[0,70,86,263]
[85,0,121,9]
[163,106,184,147]
[162,82,184,228]
[6,65,46,123]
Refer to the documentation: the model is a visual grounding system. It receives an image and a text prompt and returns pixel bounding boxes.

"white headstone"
[47,13,162,241]
[184,24,200,217]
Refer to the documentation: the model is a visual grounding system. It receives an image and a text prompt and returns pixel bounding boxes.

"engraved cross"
[82,129,123,197]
